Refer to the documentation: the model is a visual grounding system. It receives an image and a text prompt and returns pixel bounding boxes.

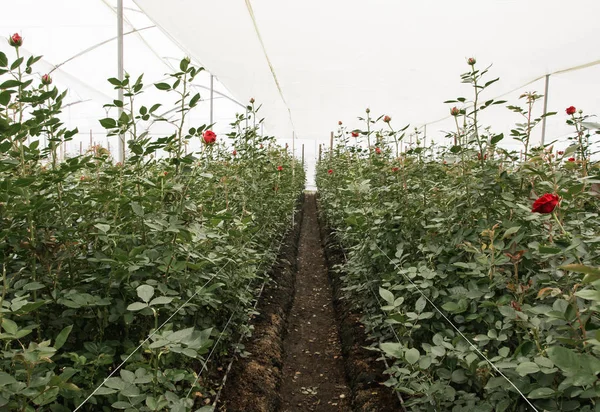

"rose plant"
[317,59,599,411]
[0,38,304,411]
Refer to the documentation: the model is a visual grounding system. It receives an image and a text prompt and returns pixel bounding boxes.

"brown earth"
[218,194,401,412]
[317,196,404,412]
[279,194,351,411]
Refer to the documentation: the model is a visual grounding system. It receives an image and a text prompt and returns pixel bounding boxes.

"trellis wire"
[374,244,539,411]
[73,225,268,411]
[207,210,295,408]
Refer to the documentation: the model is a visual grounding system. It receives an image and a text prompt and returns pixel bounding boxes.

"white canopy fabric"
[0,0,244,157]
[135,0,600,150]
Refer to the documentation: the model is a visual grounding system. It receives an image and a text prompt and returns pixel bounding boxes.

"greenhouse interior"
[0,0,599,411]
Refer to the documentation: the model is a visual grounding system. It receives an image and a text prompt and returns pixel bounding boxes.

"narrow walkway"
[280,194,351,411]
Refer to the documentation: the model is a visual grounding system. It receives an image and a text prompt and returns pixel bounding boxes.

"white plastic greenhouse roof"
[136,0,600,148]
[0,0,244,156]
[2,1,600,188]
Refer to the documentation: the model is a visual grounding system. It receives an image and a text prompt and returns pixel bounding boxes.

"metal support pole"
[302,144,305,167]
[209,74,214,125]
[329,131,334,157]
[541,74,550,146]
[117,0,125,163]
[423,124,427,147]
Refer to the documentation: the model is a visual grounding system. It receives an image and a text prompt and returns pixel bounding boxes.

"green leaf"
[54,325,73,350]
[380,342,403,358]
[0,372,17,386]
[405,348,420,365]
[137,285,155,303]
[560,264,600,276]
[574,289,600,301]
[490,133,504,145]
[1,318,18,335]
[94,223,110,233]
[154,82,171,90]
[378,287,395,305]
[515,362,540,376]
[547,346,580,373]
[441,302,459,312]
[0,52,7,67]
[99,118,117,129]
[149,296,174,306]
[126,302,148,311]
[131,202,144,217]
[0,80,21,89]
[527,387,555,399]
[503,226,521,239]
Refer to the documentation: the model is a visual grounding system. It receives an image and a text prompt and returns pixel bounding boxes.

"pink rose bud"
[9,33,23,47]
[467,57,476,65]
[41,74,52,85]
[338,121,342,126]
[450,107,460,116]
[383,115,391,123]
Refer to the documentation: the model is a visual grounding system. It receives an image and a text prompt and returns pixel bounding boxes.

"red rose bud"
[9,33,23,47]
[80,176,86,181]
[450,107,460,116]
[338,121,342,126]
[392,167,399,172]
[163,171,168,176]
[41,74,52,85]
[351,131,359,137]
[566,106,576,115]
[557,151,564,155]
[277,165,283,171]
[232,150,237,156]
[467,57,476,65]
[250,97,255,104]
[531,193,559,214]
[567,157,575,162]
[328,169,333,174]
[375,147,382,154]
[202,130,216,144]
[383,115,391,123]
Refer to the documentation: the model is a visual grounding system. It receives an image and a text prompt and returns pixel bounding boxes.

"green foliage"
[0,48,304,411]
[317,60,600,411]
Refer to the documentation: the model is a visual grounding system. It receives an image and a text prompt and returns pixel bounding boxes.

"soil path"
[279,194,351,411]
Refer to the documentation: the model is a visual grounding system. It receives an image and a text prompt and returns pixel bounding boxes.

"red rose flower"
[277,165,283,171]
[9,33,22,47]
[232,150,237,156]
[566,106,576,115]
[351,131,359,137]
[338,121,342,126]
[557,151,564,155]
[531,193,560,214]
[450,107,460,116]
[41,74,52,85]
[383,115,391,123]
[392,167,399,172]
[163,171,168,176]
[375,147,382,154]
[568,157,575,162]
[202,130,216,144]
[327,169,333,174]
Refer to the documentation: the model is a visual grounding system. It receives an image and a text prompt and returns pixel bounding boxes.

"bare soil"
[218,194,400,412]
[279,194,351,411]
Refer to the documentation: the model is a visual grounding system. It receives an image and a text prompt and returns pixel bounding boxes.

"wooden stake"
[302,144,305,166]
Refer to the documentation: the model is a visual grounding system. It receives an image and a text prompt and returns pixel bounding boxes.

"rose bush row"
[317,59,600,411]
[0,37,304,411]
